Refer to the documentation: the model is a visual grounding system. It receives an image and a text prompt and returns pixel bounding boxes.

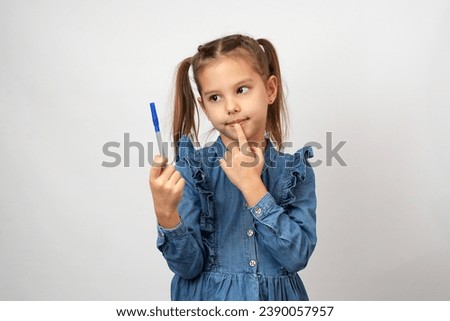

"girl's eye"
[208,94,222,102]
[237,86,249,94]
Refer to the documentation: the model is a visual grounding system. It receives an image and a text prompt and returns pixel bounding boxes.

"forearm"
[249,192,317,272]
[157,221,204,279]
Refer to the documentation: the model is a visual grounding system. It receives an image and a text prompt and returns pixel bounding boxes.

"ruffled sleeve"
[281,146,315,207]
[248,145,317,273]
[176,136,216,267]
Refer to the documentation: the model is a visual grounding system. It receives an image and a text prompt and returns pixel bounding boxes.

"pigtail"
[257,38,289,149]
[172,57,199,155]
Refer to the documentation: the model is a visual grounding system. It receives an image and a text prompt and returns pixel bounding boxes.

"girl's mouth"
[226,118,248,126]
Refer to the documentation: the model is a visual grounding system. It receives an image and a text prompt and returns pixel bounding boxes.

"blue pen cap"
[150,102,160,132]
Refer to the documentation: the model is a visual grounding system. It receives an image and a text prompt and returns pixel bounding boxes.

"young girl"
[149,34,317,301]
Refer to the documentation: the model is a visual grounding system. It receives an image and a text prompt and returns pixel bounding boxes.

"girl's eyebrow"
[203,78,254,96]
[234,78,254,87]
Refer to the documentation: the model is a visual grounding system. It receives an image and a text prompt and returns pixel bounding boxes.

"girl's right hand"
[149,155,185,229]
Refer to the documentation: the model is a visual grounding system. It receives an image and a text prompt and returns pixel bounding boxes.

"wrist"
[241,180,267,207]
[157,212,181,229]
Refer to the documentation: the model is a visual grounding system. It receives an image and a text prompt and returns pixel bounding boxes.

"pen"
[149,102,167,160]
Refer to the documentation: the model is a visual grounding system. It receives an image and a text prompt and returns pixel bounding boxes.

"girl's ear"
[266,75,278,104]
[197,96,210,120]
[197,96,205,111]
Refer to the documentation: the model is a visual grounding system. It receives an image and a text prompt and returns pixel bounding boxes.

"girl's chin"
[219,133,238,146]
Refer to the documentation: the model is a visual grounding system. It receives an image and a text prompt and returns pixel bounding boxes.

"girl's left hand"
[219,124,268,206]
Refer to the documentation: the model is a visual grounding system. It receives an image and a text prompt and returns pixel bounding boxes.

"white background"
[1,0,449,300]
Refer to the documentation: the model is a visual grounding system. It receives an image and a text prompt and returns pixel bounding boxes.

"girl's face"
[197,56,277,147]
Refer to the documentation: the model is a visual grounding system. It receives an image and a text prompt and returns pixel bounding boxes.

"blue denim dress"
[156,136,317,301]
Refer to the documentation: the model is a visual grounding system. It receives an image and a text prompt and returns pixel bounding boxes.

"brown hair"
[172,34,288,153]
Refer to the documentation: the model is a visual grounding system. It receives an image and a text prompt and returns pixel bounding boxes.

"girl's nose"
[226,98,240,114]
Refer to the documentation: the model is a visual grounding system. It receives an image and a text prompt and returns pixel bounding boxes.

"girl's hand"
[149,156,185,229]
[220,124,268,207]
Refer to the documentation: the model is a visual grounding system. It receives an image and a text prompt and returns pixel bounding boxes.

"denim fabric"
[156,136,317,301]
